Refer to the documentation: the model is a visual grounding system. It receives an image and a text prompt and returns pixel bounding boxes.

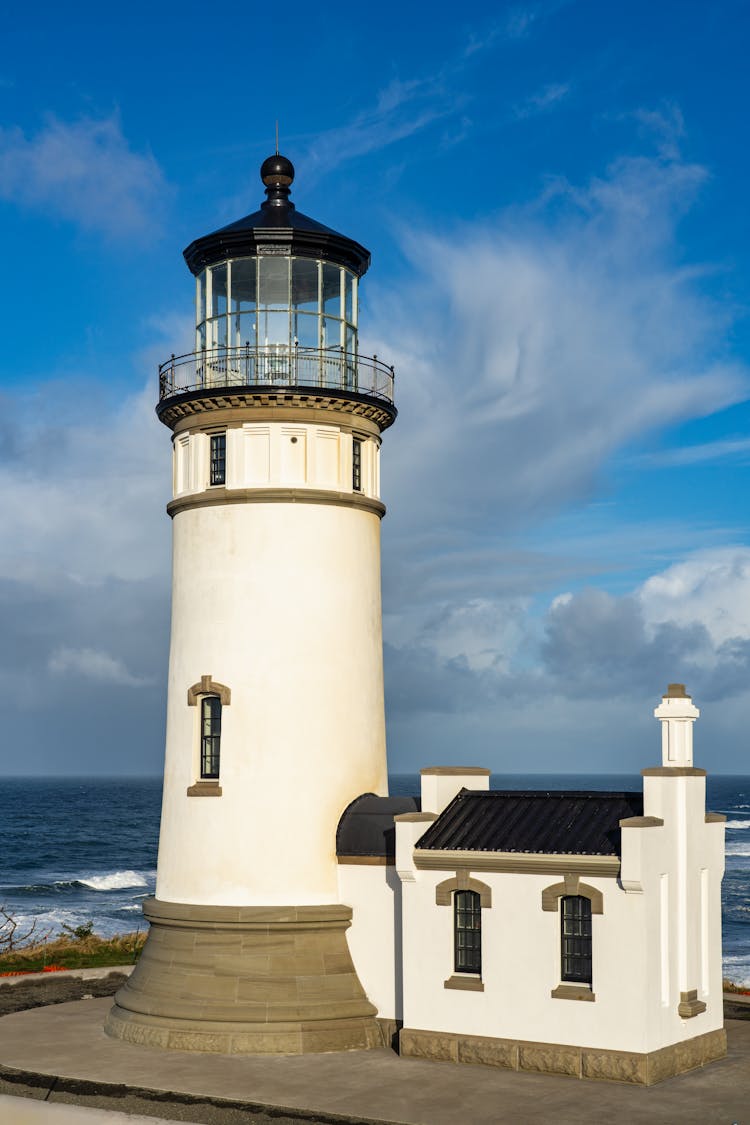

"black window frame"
[352,437,362,492]
[200,696,222,779]
[454,889,482,975]
[561,895,593,985]
[210,432,226,486]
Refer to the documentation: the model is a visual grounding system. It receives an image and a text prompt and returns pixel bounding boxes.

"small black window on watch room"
[352,437,362,492]
[210,433,226,486]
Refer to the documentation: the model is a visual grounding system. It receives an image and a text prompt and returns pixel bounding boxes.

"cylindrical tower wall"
[156,497,388,906]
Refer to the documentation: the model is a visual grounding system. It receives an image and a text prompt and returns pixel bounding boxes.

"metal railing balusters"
[157,345,394,404]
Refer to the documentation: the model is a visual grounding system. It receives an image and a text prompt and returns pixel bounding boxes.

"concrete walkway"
[0,997,748,1124]
[0,1096,174,1124]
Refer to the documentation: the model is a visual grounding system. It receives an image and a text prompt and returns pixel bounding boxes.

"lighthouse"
[106,154,397,1054]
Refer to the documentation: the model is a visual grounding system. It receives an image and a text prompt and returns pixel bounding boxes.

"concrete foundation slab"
[1,998,749,1124]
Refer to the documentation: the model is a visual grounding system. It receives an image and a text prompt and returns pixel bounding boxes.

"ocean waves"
[2,775,750,979]
[1,870,152,897]
[79,870,150,891]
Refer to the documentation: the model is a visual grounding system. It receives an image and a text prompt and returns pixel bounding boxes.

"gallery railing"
[158,345,395,404]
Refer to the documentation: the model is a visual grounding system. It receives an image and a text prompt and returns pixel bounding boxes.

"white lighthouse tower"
[106,154,396,1054]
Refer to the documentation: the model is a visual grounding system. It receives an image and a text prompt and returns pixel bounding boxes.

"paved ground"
[0,997,748,1124]
[0,1096,173,1124]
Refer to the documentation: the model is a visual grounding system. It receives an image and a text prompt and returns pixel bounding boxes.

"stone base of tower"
[104,898,382,1054]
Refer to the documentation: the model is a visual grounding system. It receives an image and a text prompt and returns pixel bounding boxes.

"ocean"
[2,774,749,985]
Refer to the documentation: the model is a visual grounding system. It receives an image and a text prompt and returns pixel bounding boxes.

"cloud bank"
[2,124,749,774]
[364,143,750,768]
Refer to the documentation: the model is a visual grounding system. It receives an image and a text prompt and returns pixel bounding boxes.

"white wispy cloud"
[366,137,750,764]
[464,1,570,55]
[303,77,458,177]
[638,437,750,467]
[633,102,686,162]
[371,147,744,546]
[0,113,167,238]
[512,81,571,119]
[302,7,570,178]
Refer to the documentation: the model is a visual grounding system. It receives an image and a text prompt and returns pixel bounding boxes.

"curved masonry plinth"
[105,898,381,1054]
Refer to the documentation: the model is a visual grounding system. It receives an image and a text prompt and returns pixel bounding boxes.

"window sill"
[444,975,484,992]
[551,983,595,1002]
[187,782,222,797]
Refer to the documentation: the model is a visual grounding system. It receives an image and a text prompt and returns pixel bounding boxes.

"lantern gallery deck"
[158,344,395,405]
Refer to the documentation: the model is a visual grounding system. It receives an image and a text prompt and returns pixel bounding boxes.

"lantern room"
[157,154,395,417]
[195,252,358,354]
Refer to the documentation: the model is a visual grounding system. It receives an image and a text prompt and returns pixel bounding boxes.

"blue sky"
[3,0,750,774]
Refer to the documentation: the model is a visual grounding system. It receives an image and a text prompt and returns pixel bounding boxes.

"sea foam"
[79,871,148,891]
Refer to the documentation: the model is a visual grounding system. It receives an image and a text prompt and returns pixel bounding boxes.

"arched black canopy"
[336,793,421,860]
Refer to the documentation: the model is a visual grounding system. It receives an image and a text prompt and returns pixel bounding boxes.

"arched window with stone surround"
[542,877,602,1000]
[561,895,593,985]
[435,874,491,990]
[454,890,482,975]
[186,676,231,796]
[200,696,222,779]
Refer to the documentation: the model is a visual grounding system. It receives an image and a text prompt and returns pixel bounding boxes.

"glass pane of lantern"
[211,264,227,317]
[292,259,319,312]
[207,316,227,348]
[231,259,256,313]
[345,326,357,388]
[322,264,341,317]
[322,316,341,349]
[344,271,354,323]
[197,271,206,324]
[293,312,318,349]
[258,309,289,346]
[258,257,290,309]
[232,312,256,349]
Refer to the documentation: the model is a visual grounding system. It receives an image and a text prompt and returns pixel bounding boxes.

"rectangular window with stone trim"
[561,895,592,984]
[454,890,482,974]
[200,697,222,779]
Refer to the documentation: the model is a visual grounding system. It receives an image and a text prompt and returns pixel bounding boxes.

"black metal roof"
[416,790,644,857]
[337,793,421,858]
[183,154,371,278]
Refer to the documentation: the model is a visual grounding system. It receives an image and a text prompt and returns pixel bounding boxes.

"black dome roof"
[183,153,371,278]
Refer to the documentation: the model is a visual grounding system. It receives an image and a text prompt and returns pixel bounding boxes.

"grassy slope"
[0,932,146,973]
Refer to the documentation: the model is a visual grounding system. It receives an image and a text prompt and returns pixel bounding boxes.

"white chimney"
[653,683,700,767]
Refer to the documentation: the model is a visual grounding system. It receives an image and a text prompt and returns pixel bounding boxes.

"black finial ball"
[261,154,295,188]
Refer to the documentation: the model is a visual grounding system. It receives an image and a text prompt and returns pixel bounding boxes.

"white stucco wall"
[400,866,652,1052]
[173,420,381,498]
[622,773,725,1050]
[156,494,388,906]
[338,864,402,1020]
